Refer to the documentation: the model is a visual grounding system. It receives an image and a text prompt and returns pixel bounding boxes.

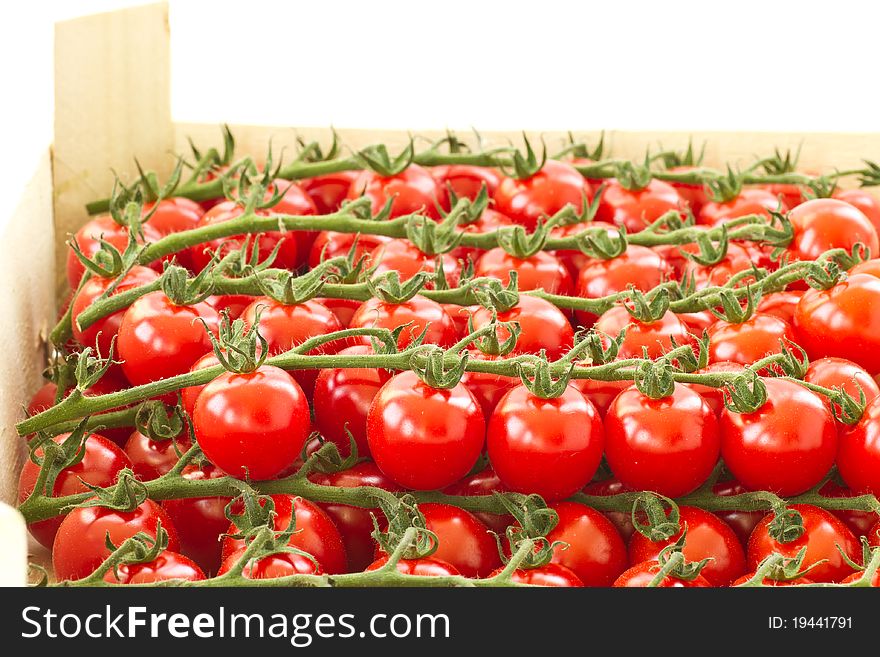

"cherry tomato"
[218,548,322,579]
[819,480,878,538]
[569,378,630,417]
[760,181,806,211]
[594,306,691,360]
[804,357,880,418]
[443,466,512,535]
[756,290,803,325]
[721,378,837,496]
[550,220,619,278]
[451,209,513,264]
[315,297,363,329]
[676,310,716,334]
[442,304,480,339]
[367,370,485,490]
[18,432,131,548]
[732,573,814,587]
[471,296,574,360]
[206,294,253,321]
[53,499,179,581]
[475,247,572,295]
[181,351,221,418]
[67,215,162,288]
[707,313,793,367]
[667,165,709,214]
[494,160,592,230]
[193,365,310,480]
[605,384,720,497]
[124,429,191,481]
[349,295,457,350]
[595,179,682,233]
[308,230,388,269]
[369,238,461,287]
[365,556,460,577]
[838,395,880,495]
[418,503,500,578]
[583,478,636,541]
[460,350,518,418]
[698,188,780,226]
[686,361,744,415]
[613,560,712,587]
[628,506,746,586]
[681,241,755,290]
[849,258,880,278]
[144,198,204,235]
[347,164,441,219]
[712,479,765,548]
[104,550,205,584]
[434,165,502,210]
[834,188,880,234]
[300,170,360,214]
[839,570,880,586]
[489,563,583,587]
[488,385,603,501]
[747,504,859,583]
[787,198,879,262]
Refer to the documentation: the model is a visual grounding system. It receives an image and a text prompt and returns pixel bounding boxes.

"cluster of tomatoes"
[18,144,880,587]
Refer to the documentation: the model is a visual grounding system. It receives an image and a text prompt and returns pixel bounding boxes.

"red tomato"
[181,351,221,418]
[721,378,837,496]
[349,295,457,351]
[840,570,880,586]
[369,238,461,287]
[490,563,583,587]
[218,548,322,579]
[475,247,572,295]
[347,164,440,219]
[849,258,880,278]
[707,313,793,367]
[698,188,780,226]
[162,464,231,575]
[681,241,755,290]
[686,361,744,415]
[308,230,388,269]
[793,273,880,374]
[443,466,512,535]
[367,370,484,490]
[569,379,630,417]
[676,310,716,334]
[583,478,636,541]
[732,573,814,587]
[747,504,859,583]
[124,429,191,481]
[53,499,179,581]
[756,290,803,325]
[573,245,671,328]
[206,294,253,321]
[117,292,220,387]
[667,165,708,214]
[315,297,362,329]
[241,296,343,396]
[104,550,205,584]
[838,395,880,495]
[18,433,131,548]
[144,198,204,235]
[221,494,346,574]
[605,384,720,497]
[594,306,692,360]
[441,303,479,338]
[460,350,519,418]
[804,357,880,417]
[493,160,592,230]
[712,479,765,548]
[760,181,804,211]
[451,209,513,264]
[299,171,360,214]
[628,506,746,586]
[488,385,603,501]
[834,188,880,235]
[67,215,162,288]
[418,503,500,578]
[613,560,712,587]
[595,179,682,233]
[471,296,574,360]
[787,198,879,262]
[434,165,502,210]
[819,480,878,538]
[365,556,460,577]
[550,220,619,278]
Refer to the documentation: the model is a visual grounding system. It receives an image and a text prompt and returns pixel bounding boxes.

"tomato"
[475,247,572,295]
[219,548,322,579]
[819,480,878,538]
[583,478,636,541]
[605,383,720,497]
[721,378,836,496]
[850,258,880,278]
[416,503,500,578]
[206,294,253,321]
[117,292,220,387]
[530,502,626,587]
[365,556,460,577]
[193,365,308,480]
[494,160,592,230]
[595,179,682,233]
[299,170,360,214]
[712,479,765,548]
[124,429,191,481]
[144,198,204,235]
[315,297,362,329]
[367,371,484,490]
[308,230,388,269]
[613,560,712,587]
[681,241,755,290]
[840,570,880,586]
[347,164,441,219]
[18,432,131,548]
[677,310,717,334]
[593,306,692,360]
[162,464,231,575]
[312,345,391,457]
[838,395,880,495]
[667,165,708,214]
[369,238,461,287]
[221,494,346,574]
[707,313,793,367]
[104,550,205,584]
[550,220,619,278]
[732,573,814,587]
[443,466,512,535]
[489,563,583,587]
[805,357,880,418]
[460,350,518,418]
[441,304,478,338]
[686,361,744,415]
[698,188,780,226]
[573,245,671,328]
[53,499,179,581]
[793,274,880,374]
[834,188,880,235]
[569,379,630,417]
[434,165,502,210]
[241,296,343,396]
[309,462,400,572]
[628,506,746,586]
[471,296,574,360]
[756,290,803,325]
[349,295,457,350]
[181,351,221,418]
[67,215,162,288]
[748,505,860,583]
[488,385,603,501]
[451,209,513,264]
[787,198,879,262]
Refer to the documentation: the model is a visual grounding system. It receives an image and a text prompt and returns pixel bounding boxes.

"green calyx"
[709,286,760,324]
[471,274,520,313]
[648,529,712,585]
[723,369,769,414]
[704,167,744,203]
[133,401,185,441]
[578,328,626,365]
[649,139,706,169]
[680,224,729,267]
[372,495,438,561]
[634,359,676,399]
[614,161,653,191]
[494,493,561,570]
[623,287,671,323]
[160,263,215,306]
[356,141,414,178]
[632,493,681,542]
[468,313,521,357]
[553,131,605,161]
[367,270,430,304]
[501,133,547,180]
[768,506,805,544]
[517,356,572,399]
[409,345,468,389]
[255,260,337,305]
[496,220,552,259]
[79,469,148,513]
[294,128,341,164]
[203,311,268,375]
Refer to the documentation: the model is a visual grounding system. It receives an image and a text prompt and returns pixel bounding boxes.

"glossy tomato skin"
[300,170,360,214]
[144,198,204,235]
[349,295,457,351]
[712,479,765,548]
[365,556,460,577]
[193,365,310,480]
[686,361,744,416]
[546,501,628,587]
[747,504,860,583]
[417,503,500,578]
[787,198,879,262]
[834,188,880,234]
[583,478,635,541]
[162,464,231,575]
[221,495,346,575]
[52,499,179,581]
[573,245,670,328]
[793,274,880,374]
[493,160,592,230]
[732,573,814,587]
[369,238,461,287]
[550,220,619,278]
[819,480,878,538]
[570,378,630,417]
[667,165,708,214]
[475,248,572,295]
[594,306,691,360]
[309,462,400,573]
[124,429,192,481]
[471,296,574,360]
[181,351,221,418]
[681,241,755,290]
[308,230,388,270]
[313,345,391,457]
[443,466,512,535]
[804,357,880,418]
[104,551,205,584]
[849,258,880,278]
[367,371,485,490]
[838,395,880,495]
[434,165,502,210]
[18,432,131,548]
[489,563,583,587]
[67,215,162,288]
[628,506,746,586]
[595,179,682,233]
[605,384,720,498]
[613,561,713,587]
[347,164,441,219]
[698,188,780,226]
[488,385,603,501]
[218,548,322,579]
[460,351,518,419]
[721,378,837,496]
[707,313,793,367]
[117,292,220,387]
[756,290,803,325]
[452,209,513,264]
